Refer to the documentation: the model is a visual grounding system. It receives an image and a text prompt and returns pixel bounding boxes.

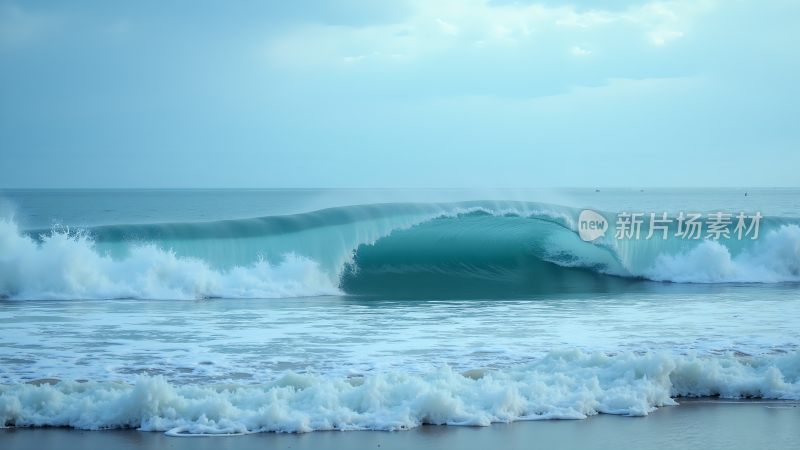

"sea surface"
[0,188,798,434]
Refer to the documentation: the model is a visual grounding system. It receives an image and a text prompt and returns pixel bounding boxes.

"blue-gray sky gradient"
[1,0,798,187]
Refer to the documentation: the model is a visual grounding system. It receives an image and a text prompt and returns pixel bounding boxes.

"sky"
[0,0,798,188]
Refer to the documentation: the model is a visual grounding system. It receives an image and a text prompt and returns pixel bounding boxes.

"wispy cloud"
[0,4,57,47]
[570,45,591,56]
[263,0,716,67]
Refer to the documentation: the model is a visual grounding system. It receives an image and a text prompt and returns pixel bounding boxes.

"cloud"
[1,0,798,188]
[488,0,650,11]
[245,0,415,27]
[0,4,55,47]
[263,0,716,68]
[570,45,591,56]
[342,54,367,63]
[260,0,718,102]
[436,18,459,35]
[648,29,684,46]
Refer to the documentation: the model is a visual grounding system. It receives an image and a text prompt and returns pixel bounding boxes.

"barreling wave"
[1,350,799,434]
[1,201,799,300]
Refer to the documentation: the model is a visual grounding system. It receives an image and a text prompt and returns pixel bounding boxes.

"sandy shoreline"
[2,399,798,450]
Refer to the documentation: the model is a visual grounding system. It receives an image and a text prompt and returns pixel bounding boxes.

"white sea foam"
[0,219,339,300]
[1,351,798,434]
[643,225,800,283]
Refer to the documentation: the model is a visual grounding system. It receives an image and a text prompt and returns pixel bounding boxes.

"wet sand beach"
[3,400,799,450]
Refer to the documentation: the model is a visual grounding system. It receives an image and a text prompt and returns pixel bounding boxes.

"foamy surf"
[1,351,798,434]
[0,219,339,300]
[641,225,800,283]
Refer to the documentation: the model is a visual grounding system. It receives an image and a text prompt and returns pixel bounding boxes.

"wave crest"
[0,220,338,300]
[643,225,800,283]
[2,201,800,300]
[1,351,798,434]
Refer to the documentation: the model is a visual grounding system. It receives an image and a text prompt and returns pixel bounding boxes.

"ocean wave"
[2,202,799,300]
[0,220,338,300]
[340,211,800,296]
[1,351,798,434]
[642,225,800,283]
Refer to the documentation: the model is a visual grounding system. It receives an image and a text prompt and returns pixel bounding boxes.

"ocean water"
[0,188,799,434]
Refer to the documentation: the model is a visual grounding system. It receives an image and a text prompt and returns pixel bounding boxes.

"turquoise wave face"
[339,212,638,297]
[339,211,800,297]
[7,201,800,300]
